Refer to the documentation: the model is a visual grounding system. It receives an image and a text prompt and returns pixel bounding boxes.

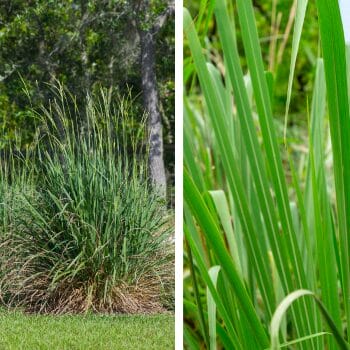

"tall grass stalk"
[0,88,174,314]
[184,0,350,348]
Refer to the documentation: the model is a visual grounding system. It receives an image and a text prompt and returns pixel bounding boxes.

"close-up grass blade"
[183,0,350,348]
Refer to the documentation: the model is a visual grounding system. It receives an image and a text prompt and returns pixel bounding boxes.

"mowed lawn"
[0,311,174,350]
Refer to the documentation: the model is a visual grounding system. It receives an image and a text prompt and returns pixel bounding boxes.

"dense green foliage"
[0,0,174,180]
[0,91,174,314]
[184,0,350,349]
[0,311,174,349]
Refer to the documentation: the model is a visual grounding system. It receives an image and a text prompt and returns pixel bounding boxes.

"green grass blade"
[184,169,269,347]
[184,7,275,320]
[231,1,321,346]
[309,130,342,348]
[213,0,318,343]
[284,0,308,143]
[209,190,242,273]
[270,290,349,350]
[234,0,308,293]
[305,59,342,346]
[207,266,221,350]
[315,0,350,330]
[185,238,210,349]
[266,332,331,350]
[184,102,206,192]
[184,223,243,349]
[184,325,202,350]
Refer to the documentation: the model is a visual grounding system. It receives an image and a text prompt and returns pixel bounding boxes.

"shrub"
[0,88,174,314]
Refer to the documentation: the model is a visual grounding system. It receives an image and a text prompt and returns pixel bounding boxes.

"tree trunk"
[139,29,167,198]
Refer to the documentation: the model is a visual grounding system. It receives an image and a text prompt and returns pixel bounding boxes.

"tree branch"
[151,1,174,35]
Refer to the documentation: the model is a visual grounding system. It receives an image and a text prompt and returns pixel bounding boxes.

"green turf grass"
[0,310,174,350]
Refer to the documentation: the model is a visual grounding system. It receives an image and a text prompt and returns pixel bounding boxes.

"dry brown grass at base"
[0,246,174,315]
[0,274,174,315]
[0,227,174,315]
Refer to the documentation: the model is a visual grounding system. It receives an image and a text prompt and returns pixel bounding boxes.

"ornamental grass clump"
[184,0,350,349]
[0,89,174,314]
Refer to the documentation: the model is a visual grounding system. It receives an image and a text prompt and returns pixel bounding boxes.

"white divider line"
[175,1,184,349]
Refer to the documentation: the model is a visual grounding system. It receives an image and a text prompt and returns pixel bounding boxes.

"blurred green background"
[185,0,319,128]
